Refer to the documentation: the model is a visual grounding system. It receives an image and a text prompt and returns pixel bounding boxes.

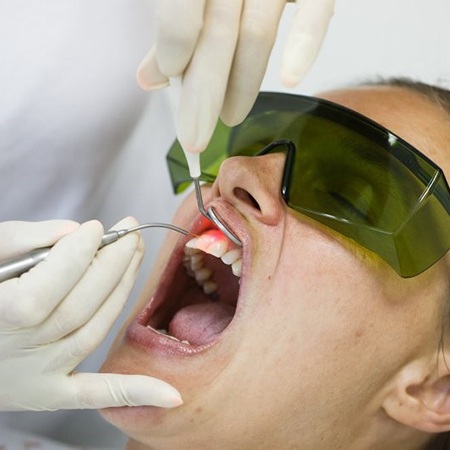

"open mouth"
[129,221,243,354]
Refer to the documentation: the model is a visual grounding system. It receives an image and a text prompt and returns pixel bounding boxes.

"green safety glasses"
[166,92,450,278]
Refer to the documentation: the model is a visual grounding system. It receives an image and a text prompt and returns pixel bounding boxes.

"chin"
[99,193,252,443]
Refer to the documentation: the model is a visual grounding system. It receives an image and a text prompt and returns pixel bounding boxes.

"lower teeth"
[148,326,191,344]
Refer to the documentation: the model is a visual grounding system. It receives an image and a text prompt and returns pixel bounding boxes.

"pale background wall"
[264,0,450,94]
[2,0,449,448]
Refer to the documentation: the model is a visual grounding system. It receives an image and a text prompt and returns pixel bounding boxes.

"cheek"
[246,227,447,411]
[240,226,402,388]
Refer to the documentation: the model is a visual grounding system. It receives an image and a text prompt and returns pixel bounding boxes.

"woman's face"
[100,87,450,449]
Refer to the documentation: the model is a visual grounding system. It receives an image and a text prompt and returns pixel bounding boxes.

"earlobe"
[382,358,450,433]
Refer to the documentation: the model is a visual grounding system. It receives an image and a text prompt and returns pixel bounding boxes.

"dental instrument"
[169,76,242,247]
[192,177,242,247]
[0,222,189,283]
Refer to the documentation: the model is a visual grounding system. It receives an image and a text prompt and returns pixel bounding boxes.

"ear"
[382,354,450,433]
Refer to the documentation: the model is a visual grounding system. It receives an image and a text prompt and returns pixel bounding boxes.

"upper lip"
[205,199,247,247]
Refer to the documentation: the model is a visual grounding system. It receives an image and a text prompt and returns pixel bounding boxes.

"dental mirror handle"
[0,247,53,283]
[0,223,189,283]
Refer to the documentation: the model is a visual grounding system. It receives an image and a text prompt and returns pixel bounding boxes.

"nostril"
[233,187,261,212]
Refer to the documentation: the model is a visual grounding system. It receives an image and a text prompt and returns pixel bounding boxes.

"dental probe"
[0,223,190,283]
[169,76,242,247]
[192,176,242,247]
[184,150,242,247]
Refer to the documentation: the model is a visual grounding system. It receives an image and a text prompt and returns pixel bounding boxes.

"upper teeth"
[183,230,243,294]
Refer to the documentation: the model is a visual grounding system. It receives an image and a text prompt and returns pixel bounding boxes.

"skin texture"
[100,86,450,449]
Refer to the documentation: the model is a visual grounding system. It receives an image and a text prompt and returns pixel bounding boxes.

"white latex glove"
[137,0,334,153]
[0,218,182,411]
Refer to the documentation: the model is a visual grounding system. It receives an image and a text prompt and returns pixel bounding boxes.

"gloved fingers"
[280,0,334,88]
[153,0,206,77]
[63,373,182,409]
[220,0,286,126]
[0,220,79,260]
[46,219,143,371]
[176,0,244,153]
[54,240,143,371]
[0,373,183,411]
[136,46,169,91]
[0,372,181,411]
[33,217,144,346]
[0,221,104,330]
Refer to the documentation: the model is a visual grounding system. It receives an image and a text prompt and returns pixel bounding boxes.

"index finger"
[0,221,103,329]
[0,221,78,260]
[175,0,244,153]
[155,0,206,76]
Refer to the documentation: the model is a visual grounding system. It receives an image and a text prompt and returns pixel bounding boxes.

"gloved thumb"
[67,372,183,409]
[0,220,79,260]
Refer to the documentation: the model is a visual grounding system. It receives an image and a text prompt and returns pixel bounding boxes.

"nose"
[211,152,286,227]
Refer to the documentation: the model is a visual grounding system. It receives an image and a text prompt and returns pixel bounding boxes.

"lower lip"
[126,301,216,357]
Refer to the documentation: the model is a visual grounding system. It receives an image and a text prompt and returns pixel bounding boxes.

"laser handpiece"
[0,223,190,283]
[169,76,242,248]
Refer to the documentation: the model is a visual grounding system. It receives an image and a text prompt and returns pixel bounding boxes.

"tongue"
[168,303,235,346]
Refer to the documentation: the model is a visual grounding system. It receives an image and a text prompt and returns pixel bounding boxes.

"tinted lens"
[166,93,450,277]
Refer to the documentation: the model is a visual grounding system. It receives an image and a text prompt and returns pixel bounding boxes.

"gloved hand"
[0,218,182,411]
[137,0,334,153]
